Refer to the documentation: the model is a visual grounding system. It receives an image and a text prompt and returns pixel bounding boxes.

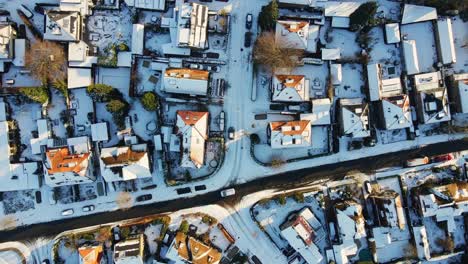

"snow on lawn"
[129,101,158,141]
[451,16,468,73]
[1,67,42,88]
[47,91,68,138]
[96,102,120,147]
[97,67,131,100]
[453,216,466,250]
[145,30,172,56]
[69,88,94,137]
[335,63,365,98]
[424,216,448,255]
[327,29,361,58]
[58,239,79,264]
[136,59,161,94]
[368,26,401,65]
[400,22,438,74]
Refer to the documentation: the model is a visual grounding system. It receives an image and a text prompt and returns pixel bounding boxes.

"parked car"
[246,13,253,29]
[82,205,95,212]
[220,188,235,197]
[228,127,235,140]
[432,153,454,163]
[136,194,152,202]
[244,32,252,47]
[113,227,121,241]
[405,157,430,167]
[61,209,74,216]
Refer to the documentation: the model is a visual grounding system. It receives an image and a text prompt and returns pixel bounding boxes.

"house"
[131,24,144,55]
[402,40,420,75]
[377,94,412,130]
[384,23,400,44]
[435,18,456,65]
[162,68,209,96]
[114,235,145,264]
[453,74,468,113]
[275,20,319,52]
[68,41,98,67]
[44,10,82,42]
[175,111,209,169]
[331,201,366,264]
[175,3,208,49]
[68,67,92,89]
[78,244,104,264]
[369,189,406,230]
[367,63,403,102]
[0,103,40,192]
[43,136,95,187]
[167,232,222,264]
[0,23,16,71]
[280,208,324,264]
[339,98,370,138]
[271,75,310,102]
[401,4,437,25]
[413,71,451,124]
[124,0,166,11]
[300,98,331,125]
[99,144,152,182]
[268,120,312,149]
[415,182,468,232]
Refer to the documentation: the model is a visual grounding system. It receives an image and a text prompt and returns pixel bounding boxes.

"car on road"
[228,127,235,140]
[244,32,252,47]
[405,156,430,167]
[432,153,454,163]
[61,209,74,216]
[220,188,235,197]
[82,205,95,212]
[136,194,152,202]
[246,13,253,29]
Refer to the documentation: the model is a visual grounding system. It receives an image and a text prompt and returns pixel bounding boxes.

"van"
[220,188,235,197]
[405,157,430,167]
[19,5,34,19]
[61,209,74,216]
[5,79,15,85]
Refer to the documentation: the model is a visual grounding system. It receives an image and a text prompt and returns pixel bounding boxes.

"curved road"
[1,139,467,242]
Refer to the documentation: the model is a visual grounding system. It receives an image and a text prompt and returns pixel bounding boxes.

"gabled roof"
[44,10,81,41]
[414,72,451,124]
[176,111,209,168]
[381,94,412,130]
[100,145,151,182]
[275,20,310,50]
[162,68,209,95]
[79,245,103,264]
[401,4,437,25]
[46,147,90,176]
[436,18,456,65]
[402,40,420,75]
[271,75,310,102]
[173,232,222,264]
[0,24,15,60]
[340,98,370,138]
[269,120,312,149]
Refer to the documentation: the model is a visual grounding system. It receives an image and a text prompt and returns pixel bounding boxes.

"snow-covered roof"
[436,18,456,65]
[68,41,88,62]
[418,182,468,220]
[323,1,361,17]
[153,134,163,151]
[60,0,92,15]
[367,64,403,101]
[280,208,323,264]
[100,144,152,182]
[401,4,437,25]
[44,11,82,42]
[380,95,412,130]
[414,71,441,91]
[175,3,208,49]
[0,24,15,60]
[321,48,341,60]
[402,40,420,75]
[79,244,104,264]
[12,39,25,67]
[162,68,209,96]
[68,67,92,89]
[30,119,50,155]
[278,0,317,7]
[176,111,209,168]
[300,98,331,125]
[412,226,430,260]
[269,120,312,149]
[330,64,342,85]
[125,0,166,11]
[331,17,350,28]
[457,80,468,113]
[332,242,357,264]
[0,102,6,121]
[271,75,310,102]
[91,122,108,142]
[335,201,366,241]
[131,24,144,55]
[370,190,406,229]
[275,20,310,50]
[117,52,132,67]
[340,98,370,138]
[385,23,400,44]
[114,235,145,264]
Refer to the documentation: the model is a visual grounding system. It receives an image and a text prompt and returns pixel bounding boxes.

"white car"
[61,209,74,216]
[82,205,95,212]
[220,188,235,197]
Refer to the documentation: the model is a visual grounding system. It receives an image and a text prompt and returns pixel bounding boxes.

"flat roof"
[131,24,144,55]
[12,39,26,67]
[385,23,400,44]
[67,67,92,89]
[402,4,437,25]
[402,40,420,75]
[436,18,456,65]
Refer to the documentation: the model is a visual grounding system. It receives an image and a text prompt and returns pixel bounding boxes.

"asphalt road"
[1,138,467,242]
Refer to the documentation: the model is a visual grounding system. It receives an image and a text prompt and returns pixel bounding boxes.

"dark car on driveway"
[136,194,152,202]
[244,32,252,48]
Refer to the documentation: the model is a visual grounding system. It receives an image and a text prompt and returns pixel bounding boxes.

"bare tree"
[25,41,67,83]
[0,215,16,230]
[116,192,133,210]
[253,31,303,72]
